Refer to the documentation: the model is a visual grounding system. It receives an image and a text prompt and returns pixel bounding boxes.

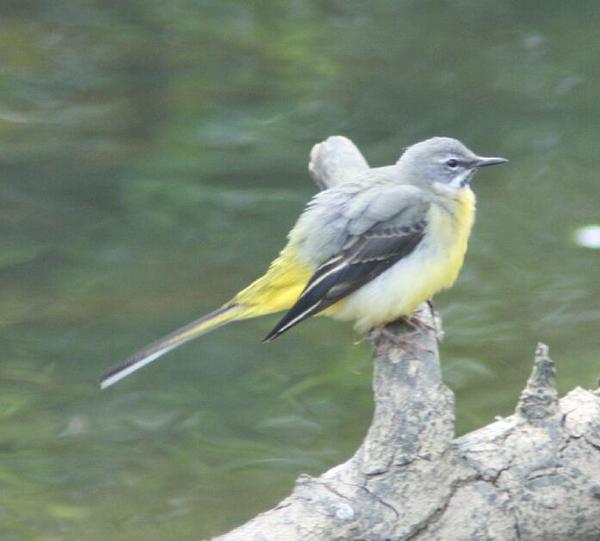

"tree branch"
[213,138,600,541]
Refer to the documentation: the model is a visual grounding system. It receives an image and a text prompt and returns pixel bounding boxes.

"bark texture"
[214,137,600,541]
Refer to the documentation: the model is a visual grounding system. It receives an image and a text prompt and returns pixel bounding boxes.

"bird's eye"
[446,159,459,168]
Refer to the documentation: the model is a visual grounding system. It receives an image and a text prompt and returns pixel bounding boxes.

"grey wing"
[264,185,430,341]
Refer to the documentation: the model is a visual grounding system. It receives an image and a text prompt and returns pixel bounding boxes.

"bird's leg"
[396,302,445,345]
[369,323,433,355]
[402,310,436,333]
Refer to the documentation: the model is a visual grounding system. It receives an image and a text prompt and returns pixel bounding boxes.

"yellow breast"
[428,188,476,290]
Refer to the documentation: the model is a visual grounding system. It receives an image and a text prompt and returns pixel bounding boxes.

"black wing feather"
[263,219,426,341]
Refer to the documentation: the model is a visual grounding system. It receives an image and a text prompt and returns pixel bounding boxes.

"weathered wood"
[214,138,600,541]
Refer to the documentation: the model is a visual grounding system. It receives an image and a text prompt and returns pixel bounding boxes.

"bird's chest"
[426,189,476,285]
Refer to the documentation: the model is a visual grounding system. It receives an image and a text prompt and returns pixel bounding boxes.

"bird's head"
[397,137,507,195]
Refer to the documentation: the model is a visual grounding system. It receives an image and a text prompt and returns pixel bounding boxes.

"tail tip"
[99,372,121,390]
[262,328,281,343]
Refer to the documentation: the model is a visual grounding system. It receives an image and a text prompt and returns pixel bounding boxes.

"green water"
[1,1,599,539]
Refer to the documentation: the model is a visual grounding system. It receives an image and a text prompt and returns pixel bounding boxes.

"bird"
[100,136,507,389]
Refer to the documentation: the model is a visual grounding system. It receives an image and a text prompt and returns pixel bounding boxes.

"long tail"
[100,304,243,389]
[100,248,313,389]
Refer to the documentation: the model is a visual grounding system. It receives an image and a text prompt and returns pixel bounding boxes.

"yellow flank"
[233,247,313,317]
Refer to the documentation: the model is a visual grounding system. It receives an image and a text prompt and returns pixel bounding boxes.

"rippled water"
[1,1,599,539]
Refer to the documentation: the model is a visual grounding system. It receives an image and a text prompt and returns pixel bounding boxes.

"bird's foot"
[401,313,436,333]
[369,324,433,355]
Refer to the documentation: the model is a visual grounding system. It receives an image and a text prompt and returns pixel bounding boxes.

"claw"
[369,324,433,355]
[402,314,436,333]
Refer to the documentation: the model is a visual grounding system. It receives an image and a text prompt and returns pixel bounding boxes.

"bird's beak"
[474,156,508,168]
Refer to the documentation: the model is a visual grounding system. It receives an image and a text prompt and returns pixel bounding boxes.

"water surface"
[1,1,599,539]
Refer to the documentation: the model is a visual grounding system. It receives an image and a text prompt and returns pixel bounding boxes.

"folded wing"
[264,188,429,341]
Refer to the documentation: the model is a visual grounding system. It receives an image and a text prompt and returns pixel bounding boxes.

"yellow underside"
[233,248,314,317]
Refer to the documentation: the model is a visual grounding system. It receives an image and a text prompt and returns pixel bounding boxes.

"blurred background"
[1,1,599,539]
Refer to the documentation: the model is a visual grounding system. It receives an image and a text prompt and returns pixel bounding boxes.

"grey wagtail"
[101,137,507,388]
